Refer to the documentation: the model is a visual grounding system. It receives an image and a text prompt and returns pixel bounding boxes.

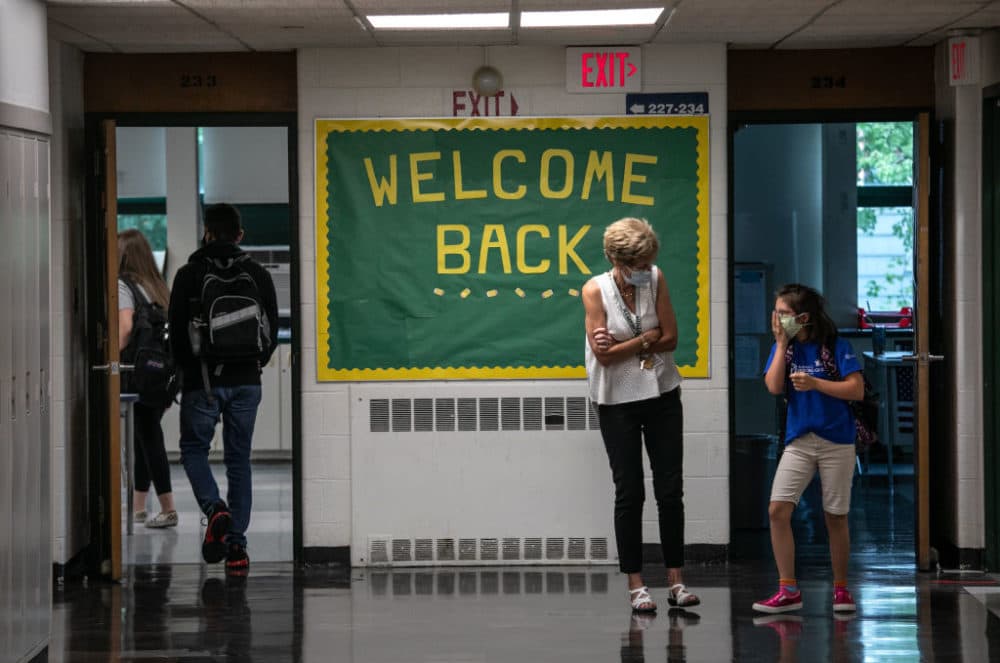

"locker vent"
[367,536,612,566]
[369,396,600,433]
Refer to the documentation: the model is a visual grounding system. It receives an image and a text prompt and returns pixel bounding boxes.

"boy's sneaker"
[225,544,249,577]
[202,502,231,564]
[833,587,857,612]
[752,588,803,614]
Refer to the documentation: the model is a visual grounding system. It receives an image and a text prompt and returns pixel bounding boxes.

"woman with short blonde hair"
[582,217,699,613]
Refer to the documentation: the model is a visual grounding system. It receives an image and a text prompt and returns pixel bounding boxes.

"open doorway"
[85,115,299,574]
[729,118,919,561]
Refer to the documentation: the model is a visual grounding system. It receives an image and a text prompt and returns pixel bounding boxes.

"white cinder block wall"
[933,32,1000,552]
[296,44,729,553]
[47,38,88,566]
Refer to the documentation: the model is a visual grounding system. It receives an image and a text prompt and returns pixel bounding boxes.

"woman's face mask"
[779,314,808,338]
[624,268,653,287]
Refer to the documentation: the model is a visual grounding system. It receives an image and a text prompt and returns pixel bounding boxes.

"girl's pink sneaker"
[833,587,857,612]
[752,588,803,613]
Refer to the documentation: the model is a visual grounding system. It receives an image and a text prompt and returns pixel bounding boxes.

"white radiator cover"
[350,383,617,567]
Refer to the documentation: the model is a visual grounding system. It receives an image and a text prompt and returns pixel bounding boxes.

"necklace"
[613,273,635,301]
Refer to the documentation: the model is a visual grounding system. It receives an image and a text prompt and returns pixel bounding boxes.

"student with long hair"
[118,228,177,528]
[754,284,863,615]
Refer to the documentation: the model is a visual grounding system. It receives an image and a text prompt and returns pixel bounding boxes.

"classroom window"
[857,122,914,311]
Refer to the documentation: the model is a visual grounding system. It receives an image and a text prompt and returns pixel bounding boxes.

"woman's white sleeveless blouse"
[584,266,682,405]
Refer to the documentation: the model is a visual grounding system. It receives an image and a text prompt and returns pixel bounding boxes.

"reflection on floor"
[125,462,293,565]
[53,474,1000,662]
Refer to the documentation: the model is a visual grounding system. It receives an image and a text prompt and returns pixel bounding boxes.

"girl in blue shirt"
[753,284,864,616]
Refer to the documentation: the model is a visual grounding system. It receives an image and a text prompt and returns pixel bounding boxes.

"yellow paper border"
[314,116,710,381]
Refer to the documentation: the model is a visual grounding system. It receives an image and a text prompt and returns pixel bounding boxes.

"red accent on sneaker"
[202,508,231,564]
[226,544,249,577]
[752,588,803,614]
[833,587,857,612]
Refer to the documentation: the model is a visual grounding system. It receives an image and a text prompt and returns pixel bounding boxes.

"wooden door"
[911,112,938,570]
[90,119,122,580]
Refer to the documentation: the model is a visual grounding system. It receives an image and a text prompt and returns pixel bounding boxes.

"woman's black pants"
[133,402,172,496]
[598,388,684,573]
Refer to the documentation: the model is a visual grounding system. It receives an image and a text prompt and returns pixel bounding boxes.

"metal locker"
[24,136,43,650]
[0,129,12,663]
[11,133,29,657]
[37,138,52,644]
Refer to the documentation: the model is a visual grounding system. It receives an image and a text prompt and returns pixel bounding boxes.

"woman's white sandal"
[629,586,657,613]
[667,583,700,607]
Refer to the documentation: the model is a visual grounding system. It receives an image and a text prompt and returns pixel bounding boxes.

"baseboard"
[933,538,985,570]
[302,546,351,565]
[642,543,729,565]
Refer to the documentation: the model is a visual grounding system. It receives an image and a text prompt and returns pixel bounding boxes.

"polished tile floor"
[125,462,293,565]
[50,473,1000,662]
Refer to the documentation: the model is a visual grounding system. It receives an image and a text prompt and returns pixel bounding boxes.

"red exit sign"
[566,47,641,93]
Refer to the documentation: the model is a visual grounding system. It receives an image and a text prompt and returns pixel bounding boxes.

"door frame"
[983,84,1000,571]
[727,107,939,568]
[83,111,303,572]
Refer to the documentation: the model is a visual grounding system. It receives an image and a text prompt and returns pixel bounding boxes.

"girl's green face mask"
[779,314,808,338]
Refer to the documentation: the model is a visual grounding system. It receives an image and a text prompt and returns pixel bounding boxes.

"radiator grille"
[369,396,599,433]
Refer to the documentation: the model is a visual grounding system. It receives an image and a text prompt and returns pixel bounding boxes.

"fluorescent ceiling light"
[521,8,664,28]
[367,12,509,30]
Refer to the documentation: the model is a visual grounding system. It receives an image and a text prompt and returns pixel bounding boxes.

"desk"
[120,393,139,536]
[862,352,915,482]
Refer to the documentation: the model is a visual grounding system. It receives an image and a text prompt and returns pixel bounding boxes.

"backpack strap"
[120,276,148,358]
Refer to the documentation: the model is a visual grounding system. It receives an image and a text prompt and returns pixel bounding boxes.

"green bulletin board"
[315,116,709,380]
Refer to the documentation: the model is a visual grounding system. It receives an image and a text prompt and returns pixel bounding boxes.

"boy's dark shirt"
[168,240,279,391]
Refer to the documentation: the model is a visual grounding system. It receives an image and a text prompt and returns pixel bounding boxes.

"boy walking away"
[169,203,278,576]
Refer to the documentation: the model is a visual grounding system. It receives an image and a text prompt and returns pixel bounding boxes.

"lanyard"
[611,272,642,338]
